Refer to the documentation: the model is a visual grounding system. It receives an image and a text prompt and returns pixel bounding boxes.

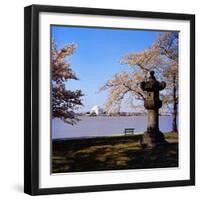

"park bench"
[124,128,135,135]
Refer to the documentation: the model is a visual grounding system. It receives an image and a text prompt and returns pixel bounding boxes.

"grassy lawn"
[52,132,178,173]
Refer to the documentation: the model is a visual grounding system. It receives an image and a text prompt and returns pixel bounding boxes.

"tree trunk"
[172,75,178,132]
[172,102,178,132]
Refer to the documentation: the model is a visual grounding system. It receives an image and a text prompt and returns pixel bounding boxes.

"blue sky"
[52,25,159,112]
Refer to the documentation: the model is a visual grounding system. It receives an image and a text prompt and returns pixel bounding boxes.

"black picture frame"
[24,4,195,196]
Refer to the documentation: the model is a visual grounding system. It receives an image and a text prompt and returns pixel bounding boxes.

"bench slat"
[124,128,134,135]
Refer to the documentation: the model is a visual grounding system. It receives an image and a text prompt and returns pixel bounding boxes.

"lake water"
[52,116,174,139]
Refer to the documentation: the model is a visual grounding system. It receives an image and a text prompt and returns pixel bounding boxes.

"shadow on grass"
[52,132,178,173]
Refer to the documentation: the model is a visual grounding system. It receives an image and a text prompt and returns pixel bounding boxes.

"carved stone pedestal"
[140,71,168,148]
[141,129,167,148]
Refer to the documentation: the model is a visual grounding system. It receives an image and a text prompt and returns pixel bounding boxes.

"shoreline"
[52,131,176,141]
[52,132,144,141]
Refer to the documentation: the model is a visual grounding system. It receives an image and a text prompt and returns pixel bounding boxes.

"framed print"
[24,4,195,195]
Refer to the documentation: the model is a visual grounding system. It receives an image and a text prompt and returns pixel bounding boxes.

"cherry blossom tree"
[100,47,165,114]
[101,32,178,131]
[153,32,178,131]
[51,41,83,124]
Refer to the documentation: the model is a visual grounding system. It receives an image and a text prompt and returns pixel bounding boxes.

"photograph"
[51,25,179,173]
[24,4,195,195]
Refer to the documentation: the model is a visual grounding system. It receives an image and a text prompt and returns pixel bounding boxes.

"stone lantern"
[140,71,167,148]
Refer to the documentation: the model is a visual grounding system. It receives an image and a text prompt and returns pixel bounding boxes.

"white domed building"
[90,105,104,115]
